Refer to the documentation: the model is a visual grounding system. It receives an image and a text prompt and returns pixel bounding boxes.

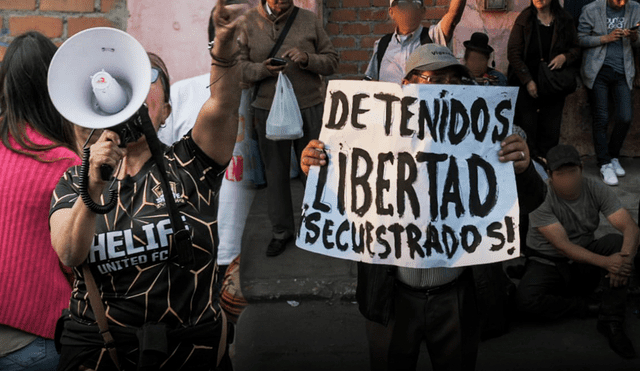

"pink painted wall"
[127,0,320,84]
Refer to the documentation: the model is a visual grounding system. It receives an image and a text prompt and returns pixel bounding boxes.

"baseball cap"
[404,43,472,79]
[546,144,582,172]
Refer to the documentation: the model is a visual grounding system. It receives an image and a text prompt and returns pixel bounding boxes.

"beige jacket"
[237,2,339,110]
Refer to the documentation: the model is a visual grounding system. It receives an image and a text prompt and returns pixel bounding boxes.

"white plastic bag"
[266,72,304,140]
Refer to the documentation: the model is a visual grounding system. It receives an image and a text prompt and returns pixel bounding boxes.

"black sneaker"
[597,321,636,359]
[266,236,293,257]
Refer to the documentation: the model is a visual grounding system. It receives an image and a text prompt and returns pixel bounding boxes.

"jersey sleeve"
[49,167,81,217]
[590,179,622,217]
[167,130,228,191]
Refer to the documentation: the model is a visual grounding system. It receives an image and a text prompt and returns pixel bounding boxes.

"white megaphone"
[48,28,152,215]
[48,27,151,130]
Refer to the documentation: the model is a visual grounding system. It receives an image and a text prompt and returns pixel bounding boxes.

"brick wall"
[325,0,448,79]
[0,0,128,60]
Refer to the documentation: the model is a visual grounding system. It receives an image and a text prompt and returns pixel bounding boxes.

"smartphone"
[269,57,287,66]
[630,24,640,31]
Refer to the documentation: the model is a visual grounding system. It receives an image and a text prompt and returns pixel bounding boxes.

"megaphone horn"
[48,28,152,215]
[47,27,151,130]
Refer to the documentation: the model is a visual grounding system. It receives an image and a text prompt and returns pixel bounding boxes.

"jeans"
[589,65,634,166]
[517,234,628,322]
[0,337,59,371]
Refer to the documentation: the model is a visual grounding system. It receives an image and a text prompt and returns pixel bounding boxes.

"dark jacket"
[357,161,547,325]
[507,6,581,86]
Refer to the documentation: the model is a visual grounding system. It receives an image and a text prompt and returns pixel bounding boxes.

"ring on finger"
[520,151,525,160]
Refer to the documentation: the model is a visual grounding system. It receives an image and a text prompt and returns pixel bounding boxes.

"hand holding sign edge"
[498,134,530,175]
[301,139,327,176]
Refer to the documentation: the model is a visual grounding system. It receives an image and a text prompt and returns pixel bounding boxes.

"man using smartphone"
[578,0,640,186]
[237,0,339,258]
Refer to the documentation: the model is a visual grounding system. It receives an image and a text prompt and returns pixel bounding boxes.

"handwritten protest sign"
[296,81,521,269]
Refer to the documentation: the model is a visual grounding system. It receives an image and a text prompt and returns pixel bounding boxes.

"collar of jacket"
[518,7,563,62]
[596,0,633,28]
[258,0,296,23]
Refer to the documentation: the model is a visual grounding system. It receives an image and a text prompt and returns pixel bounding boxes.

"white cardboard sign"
[296,81,521,269]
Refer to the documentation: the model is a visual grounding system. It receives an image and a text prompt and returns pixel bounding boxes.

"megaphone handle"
[79,147,118,214]
[100,164,114,181]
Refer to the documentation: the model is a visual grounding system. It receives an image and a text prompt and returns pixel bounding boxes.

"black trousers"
[514,86,567,159]
[516,234,628,322]
[254,103,323,239]
[387,270,480,371]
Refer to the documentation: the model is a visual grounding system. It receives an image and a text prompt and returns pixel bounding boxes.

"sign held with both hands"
[296,81,521,269]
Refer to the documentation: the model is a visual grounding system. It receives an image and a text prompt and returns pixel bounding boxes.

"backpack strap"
[420,26,433,45]
[374,27,433,80]
[82,264,122,370]
[375,33,394,79]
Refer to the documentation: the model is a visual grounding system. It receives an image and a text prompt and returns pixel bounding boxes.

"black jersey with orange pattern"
[50,132,226,330]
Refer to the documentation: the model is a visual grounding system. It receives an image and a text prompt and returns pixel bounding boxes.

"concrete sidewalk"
[236,155,640,370]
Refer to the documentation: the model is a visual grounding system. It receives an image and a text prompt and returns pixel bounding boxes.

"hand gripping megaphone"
[48,27,152,214]
[48,28,196,267]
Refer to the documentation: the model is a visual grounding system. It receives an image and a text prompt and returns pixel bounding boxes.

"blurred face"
[266,0,292,15]
[389,0,426,33]
[403,66,464,85]
[608,0,627,9]
[550,165,583,199]
[532,0,552,10]
[145,66,171,132]
[465,50,489,78]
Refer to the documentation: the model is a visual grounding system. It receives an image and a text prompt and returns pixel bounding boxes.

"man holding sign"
[300,44,545,370]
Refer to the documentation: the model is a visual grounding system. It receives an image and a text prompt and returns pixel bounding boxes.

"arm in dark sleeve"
[515,161,546,214]
[563,18,582,66]
[507,15,533,86]
[302,17,339,76]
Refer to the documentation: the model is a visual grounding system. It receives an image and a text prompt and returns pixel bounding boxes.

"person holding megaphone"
[48,1,247,370]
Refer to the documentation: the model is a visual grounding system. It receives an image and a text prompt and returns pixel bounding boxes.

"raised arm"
[439,0,467,43]
[192,0,247,165]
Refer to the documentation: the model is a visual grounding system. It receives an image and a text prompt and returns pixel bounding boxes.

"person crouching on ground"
[517,144,639,359]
